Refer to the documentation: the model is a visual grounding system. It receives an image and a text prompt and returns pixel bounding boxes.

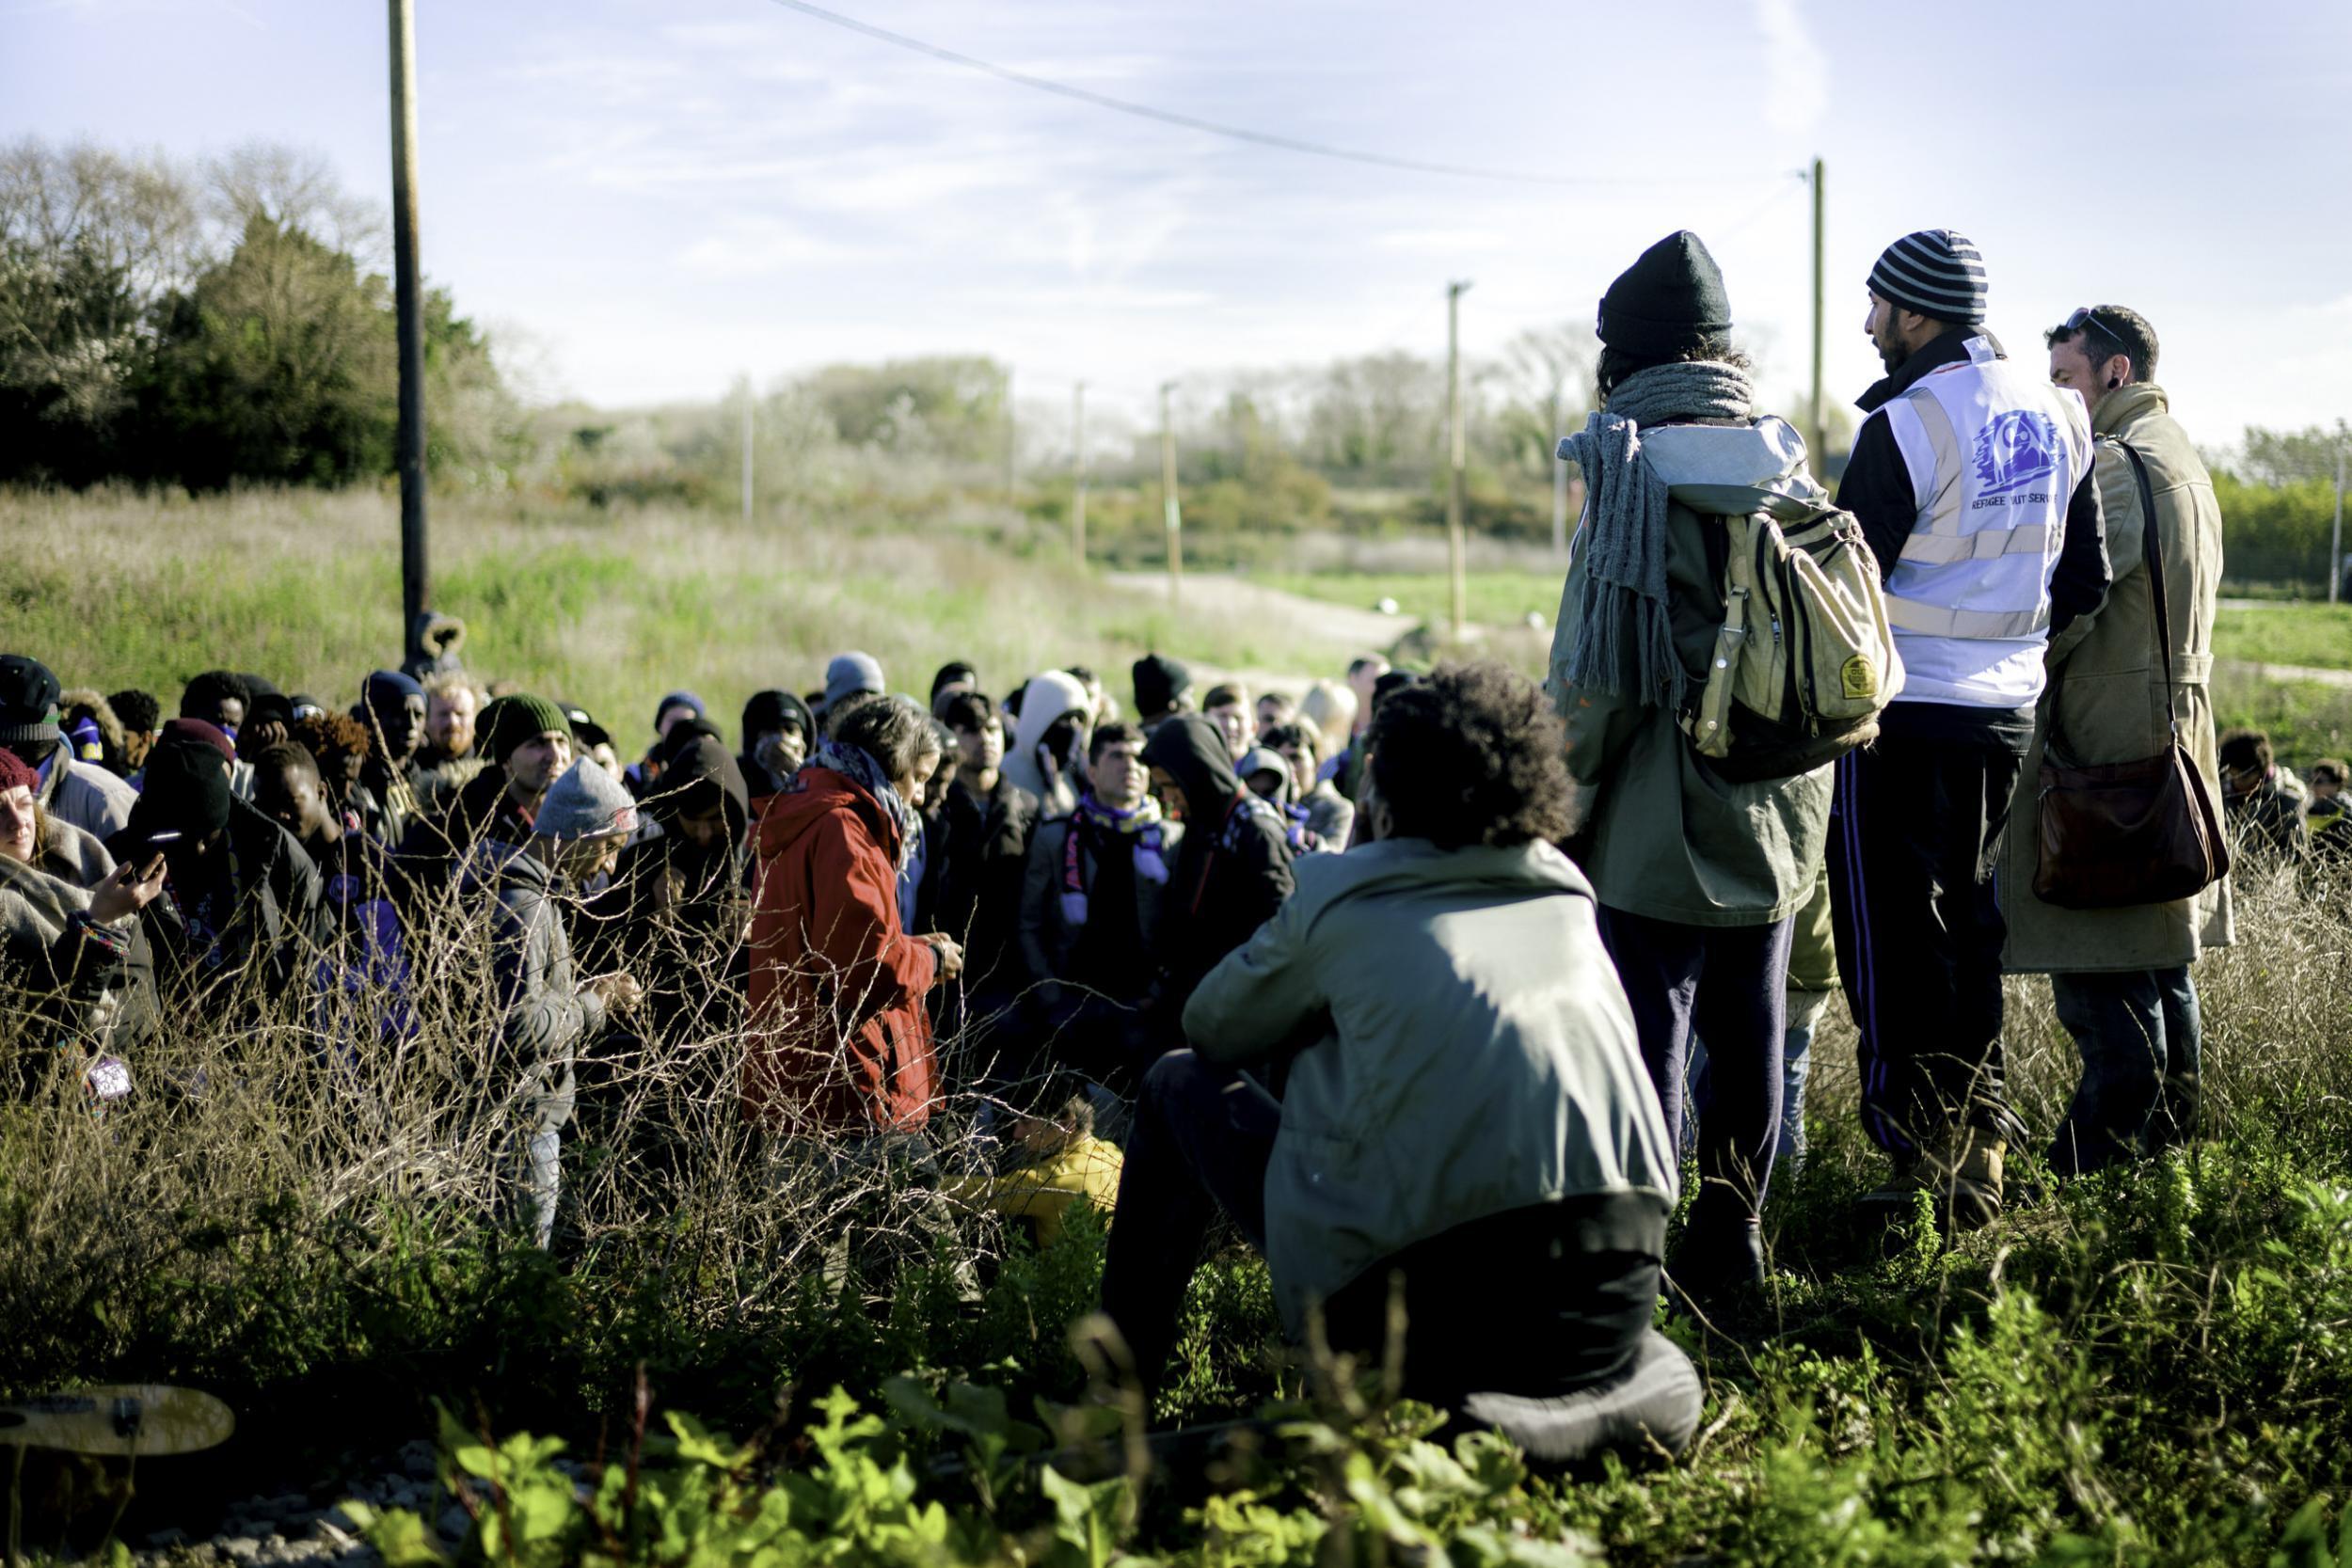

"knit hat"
[823,653,885,711]
[653,690,706,736]
[741,689,806,740]
[482,694,571,765]
[246,692,294,730]
[1131,653,1192,718]
[363,669,424,720]
[556,702,612,752]
[1597,231,1732,357]
[1868,230,1987,325]
[133,738,233,839]
[0,655,62,746]
[532,758,640,842]
[0,747,36,795]
[159,718,236,766]
[288,694,326,722]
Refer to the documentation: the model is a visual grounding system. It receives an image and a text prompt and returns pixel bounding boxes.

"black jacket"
[921,771,1040,991]
[109,796,326,1020]
[1142,714,1295,1006]
[1837,327,2109,748]
[583,736,751,1036]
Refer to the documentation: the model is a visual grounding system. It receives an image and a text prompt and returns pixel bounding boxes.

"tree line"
[6,135,2343,588]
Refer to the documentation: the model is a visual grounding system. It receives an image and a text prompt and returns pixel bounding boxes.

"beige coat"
[2001,383,2233,974]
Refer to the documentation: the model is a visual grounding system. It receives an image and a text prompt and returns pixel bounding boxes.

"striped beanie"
[1868,230,1987,325]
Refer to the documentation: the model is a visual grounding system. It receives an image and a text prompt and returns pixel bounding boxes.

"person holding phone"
[1,747,167,1105]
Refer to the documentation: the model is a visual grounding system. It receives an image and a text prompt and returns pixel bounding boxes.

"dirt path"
[1103,571,1411,654]
[2224,659,2352,690]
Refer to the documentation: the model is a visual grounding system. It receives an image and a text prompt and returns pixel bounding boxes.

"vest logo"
[1973,409,2059,495]
[1840,655,1877,701]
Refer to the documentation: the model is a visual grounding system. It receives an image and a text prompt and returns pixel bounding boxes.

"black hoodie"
[1142,713,1295,1004]
[738,689,816,816]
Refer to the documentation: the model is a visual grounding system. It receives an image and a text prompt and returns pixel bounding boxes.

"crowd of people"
[0,223,2315,1465]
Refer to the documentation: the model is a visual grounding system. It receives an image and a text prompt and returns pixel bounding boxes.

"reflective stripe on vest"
[1882,596,2051,640]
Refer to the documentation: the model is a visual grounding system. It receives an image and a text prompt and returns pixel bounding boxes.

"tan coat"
[2001,383,2233,974]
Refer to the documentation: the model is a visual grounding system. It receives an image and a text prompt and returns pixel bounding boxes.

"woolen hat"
[556,702,612,752]
[363,669,424,720]
[1132,653,1192,717]
[0,655,63,746]
[483,694,572,765]
[823,653,885,711]
[1597,231,1732,357]
[533,757,640,842]
[1868,230,1987,325]
[652,690,706,735]
[159,718,236,766]
[133,738,233,839]
[0,748,37,794]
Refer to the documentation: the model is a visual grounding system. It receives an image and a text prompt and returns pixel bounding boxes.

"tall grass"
[0,486,1375,740]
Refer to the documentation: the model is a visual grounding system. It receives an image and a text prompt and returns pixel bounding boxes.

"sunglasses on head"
[2062,306,2127,341]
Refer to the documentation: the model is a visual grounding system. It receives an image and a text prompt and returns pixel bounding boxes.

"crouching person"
[1100,662,1698,1465]
[472,759,643,1246]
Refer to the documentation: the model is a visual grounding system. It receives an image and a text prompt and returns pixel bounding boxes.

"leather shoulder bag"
[2032,440,2232,910]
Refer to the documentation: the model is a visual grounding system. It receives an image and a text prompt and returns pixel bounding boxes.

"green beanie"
[482,693,571,765]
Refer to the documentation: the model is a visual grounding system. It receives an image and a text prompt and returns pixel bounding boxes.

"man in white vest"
[1829,230,2110,1230]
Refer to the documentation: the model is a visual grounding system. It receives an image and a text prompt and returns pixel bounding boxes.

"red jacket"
[743,767,939,1133]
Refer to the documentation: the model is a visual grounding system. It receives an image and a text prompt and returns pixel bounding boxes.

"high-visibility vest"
[1866,338,2093,709]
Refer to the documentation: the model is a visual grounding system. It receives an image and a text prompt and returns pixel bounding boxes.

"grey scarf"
[1559,359,1754,706]
[805,740,922,872]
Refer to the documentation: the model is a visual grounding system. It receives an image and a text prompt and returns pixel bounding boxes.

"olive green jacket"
[2001,383,2234,973]
[1183,838,1676,1336]
[1546,494,1832,927]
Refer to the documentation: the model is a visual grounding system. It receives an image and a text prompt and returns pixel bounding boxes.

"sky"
[9,0,2352,451]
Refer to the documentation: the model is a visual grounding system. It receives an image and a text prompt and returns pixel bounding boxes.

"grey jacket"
[37,756,138,843]
[477,846,601,1132]
[1183,836,1677,1334]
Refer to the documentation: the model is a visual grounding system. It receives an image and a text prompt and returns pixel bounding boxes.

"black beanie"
[1597,230,1732,357]
[1132,653,1192,718]
[135,739,234,839]
[0,654,63,746]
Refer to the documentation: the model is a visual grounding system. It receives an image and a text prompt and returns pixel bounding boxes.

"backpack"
[1680,503,1904,783]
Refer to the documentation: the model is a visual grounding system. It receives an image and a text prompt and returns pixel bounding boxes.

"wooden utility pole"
[1071,381,1088,570]
[1551,371,1569,559]
[741,377,755,523]
[389,0,429,668]
[1160,381,1182,605]
[1810,156,1826,468]
[1446,280,1472,639]
[2332,442,2344,605]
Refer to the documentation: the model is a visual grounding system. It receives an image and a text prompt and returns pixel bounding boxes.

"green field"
[1254,567,1565,631]
[2213,600,2352,672]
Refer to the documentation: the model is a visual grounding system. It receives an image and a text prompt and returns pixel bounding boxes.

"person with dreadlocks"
[1544,231,1836,1307]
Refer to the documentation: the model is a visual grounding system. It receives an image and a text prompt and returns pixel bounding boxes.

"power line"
[759,0,1776,190]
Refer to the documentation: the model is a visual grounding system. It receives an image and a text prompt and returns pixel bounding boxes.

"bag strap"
[2047,438,2180,739]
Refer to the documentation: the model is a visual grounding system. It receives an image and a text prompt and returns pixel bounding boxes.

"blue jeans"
[1685,987,1830,1177]
[2047,967,2201,1177]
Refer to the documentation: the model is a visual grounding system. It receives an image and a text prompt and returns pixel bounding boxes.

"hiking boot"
[1860,1129,2005,1235]
[1665,1212,1765,1319]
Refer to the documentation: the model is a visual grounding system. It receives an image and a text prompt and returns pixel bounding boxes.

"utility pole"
[1551,371,1569,559]
[1446,279,1472,640]
[740,376,754,524]
[1160,381,1183,605]
[1005,365,1018,497]
[2332,442,2344,605]
[388,0,428,670]
[1071,381,1089,570]
[1809,155,1827,469]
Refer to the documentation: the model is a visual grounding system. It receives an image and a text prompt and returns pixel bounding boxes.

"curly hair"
[1595,334,1754,405]
[1367,661,1571,850]
[290,711,373,773]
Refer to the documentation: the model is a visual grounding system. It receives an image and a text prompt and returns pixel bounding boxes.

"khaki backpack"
[1680,503,1904,782]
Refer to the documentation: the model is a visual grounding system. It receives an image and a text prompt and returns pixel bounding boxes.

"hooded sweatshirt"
[1141,714,1295,1005]
[1003,673,1091,820]
[743,755,941,1133]
[739,689,816,815]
